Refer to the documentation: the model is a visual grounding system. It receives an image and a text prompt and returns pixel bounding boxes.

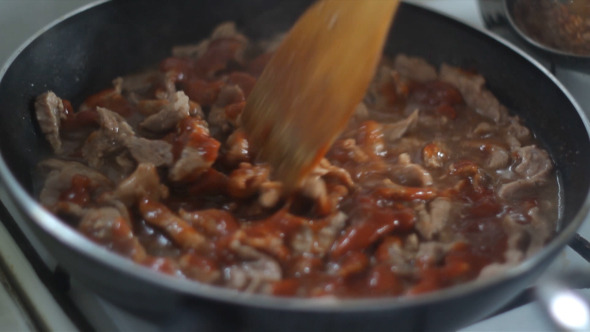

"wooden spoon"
[242,0,400,190]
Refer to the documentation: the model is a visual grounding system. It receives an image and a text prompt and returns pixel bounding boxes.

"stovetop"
[1,0,589,331]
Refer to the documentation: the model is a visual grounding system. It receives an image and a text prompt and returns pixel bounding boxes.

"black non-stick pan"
[1,1,590,331]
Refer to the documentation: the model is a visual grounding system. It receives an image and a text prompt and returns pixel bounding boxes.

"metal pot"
[1,1,589,331]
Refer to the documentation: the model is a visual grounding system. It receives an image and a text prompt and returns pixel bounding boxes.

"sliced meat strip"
[140,91,191,133]
[498,145,553,199]
[298,175,332,216]
[125,137,173,167]
[416,197,452,240]
[227,162,270,199]
[168,117,220,182]
[439,64,504,122]
[223,129,251,167]
[79,206,147,261]
[233,210,304,261]
[389,152,433,187]
[393,54,438,83]
[291,212,347,256]
[422,141,448,169]
[374,178,437,201]
[208,84,245,135]
[224,241,282,293]
[381,109,419,142]
[178,253,221,283]
[105,163,169,206]
[35,91,67,154]
[312,159,354,188]
[38,159,113,209]
[179,208,239,238]
[138,197,206,250]
[82,107,135,169]
[258,181,283,208]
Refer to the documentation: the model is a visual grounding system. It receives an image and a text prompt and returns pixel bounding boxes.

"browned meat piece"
[415,242,451,265]
[105,163,169,206]
[210,21,248,43]
[224,241,282,293]
[393,54,438,83]
[381,109,419,142]
[390,153,433,187]
[331,199,416,258]
[352,102,370,122]
[169,146,214,182]
[139,198,206,250]
[472,122,495,137]
[97,107,135,137]
[505,115,531,150]
[173,21,249,61]
[312,159,354,188]
[365,65,396,108]
[178,253,221,283]
[227,162,270,198]
[179,209,238,237]
[462,140,511,170]
[499,145,553,199]
[375,178,437,201]
[208,85,245,135]
[422,141,448,168]
[297,160,352,216]
[258,181,283,208]
[485,144,510,169]
[172,40,210,59]
[79,206,147,261]
[114,151,137,177]
[223,129,251,167]
[489,203,554,276]
[291,212,347,256]
[375,237,416,275]
[375,236,456,279]
[416,197,452,239]
[168,118,220,182]
[117,70,161,95]
[82,107,135,169]
[298,175,332,216]
[439,64,505,122]
[136,99,169,116]
[329,138,370,164]
[356,120,386,157]
[38,159,113,209]
[234,210,304,261]
[125,137,173,167]
[35,91,67,154]
[140,91,191,132]
[506,116,531,140]
[137,97,203,118]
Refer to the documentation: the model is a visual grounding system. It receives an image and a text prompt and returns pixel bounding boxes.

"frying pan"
[1,1,590,331]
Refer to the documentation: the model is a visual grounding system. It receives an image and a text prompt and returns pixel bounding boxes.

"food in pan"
[34,22,558,298]
[513,0,590,55]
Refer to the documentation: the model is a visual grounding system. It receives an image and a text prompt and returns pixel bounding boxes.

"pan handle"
[569,233,590,263]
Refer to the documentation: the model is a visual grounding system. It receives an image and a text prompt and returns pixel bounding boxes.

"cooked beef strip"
[35,91,67,154]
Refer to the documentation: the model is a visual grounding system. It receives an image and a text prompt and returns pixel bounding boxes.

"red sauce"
[59,174,92,206]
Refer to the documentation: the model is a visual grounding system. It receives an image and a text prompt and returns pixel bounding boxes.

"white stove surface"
[1,0,590,331]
